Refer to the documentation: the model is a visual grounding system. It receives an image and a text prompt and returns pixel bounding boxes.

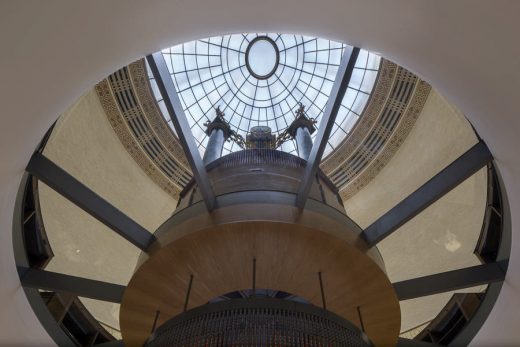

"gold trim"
[321,59,398,173]
[320,60,431,200]
[95,76,183,198]
[97,56,430,202]
[127,60,191,172]
[339,80,431,200]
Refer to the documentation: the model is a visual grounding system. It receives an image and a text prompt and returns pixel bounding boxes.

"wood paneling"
[180,149,345,213]
[121,221,400,347]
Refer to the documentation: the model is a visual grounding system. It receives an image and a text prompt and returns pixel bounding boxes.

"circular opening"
[245,36,279,79]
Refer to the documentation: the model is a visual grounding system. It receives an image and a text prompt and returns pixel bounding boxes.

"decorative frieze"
[96,57,430,202]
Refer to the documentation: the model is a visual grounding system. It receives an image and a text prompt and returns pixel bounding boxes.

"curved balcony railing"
[145,298,372,347]
[176,149,345,213]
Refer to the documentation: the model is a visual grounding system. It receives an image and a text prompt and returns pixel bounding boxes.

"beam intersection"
[296,46,360,208]
[26,152,155,252]
[362,141,493,247]
[146,52,216,211]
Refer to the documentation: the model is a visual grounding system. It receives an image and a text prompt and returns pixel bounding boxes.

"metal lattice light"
[145,298,372,347]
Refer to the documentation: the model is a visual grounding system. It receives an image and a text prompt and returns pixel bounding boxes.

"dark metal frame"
[147,52,216,211]
[14,140,511,347]
[361,141,493,246]
[296,46,360,208]
[393,262,506,301]
[26,152,155,252]
[13,173,81,346]
[447,162,511,346]
[154,34,377,155]
[396,161,510,346]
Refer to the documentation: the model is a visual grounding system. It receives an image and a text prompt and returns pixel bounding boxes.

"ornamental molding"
[96,57,430,202]
[339,79,431,200]
[95,62,191,199]
[321,60,431,200]
[127,60,191,172]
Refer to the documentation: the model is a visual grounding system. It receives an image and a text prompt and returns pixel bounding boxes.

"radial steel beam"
[26,152,155,251]
[361,141,493,246]
[296,46,359,208]
[147,52,216,211]
[393,262,506,301]
[20,267,125,303]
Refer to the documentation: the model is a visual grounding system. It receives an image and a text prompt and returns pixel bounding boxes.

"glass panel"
[149,34,380,156]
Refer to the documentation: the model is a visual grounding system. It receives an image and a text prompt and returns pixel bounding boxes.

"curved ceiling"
[1,1,520,346]
[35,83,487,337]
[148,33,380,156]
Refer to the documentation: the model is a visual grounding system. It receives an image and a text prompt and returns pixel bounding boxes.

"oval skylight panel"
[148,33,380,156]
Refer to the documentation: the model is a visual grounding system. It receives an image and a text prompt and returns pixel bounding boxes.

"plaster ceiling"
[37,81,486,335]
[1,1,519,346]
[345,88,488,332]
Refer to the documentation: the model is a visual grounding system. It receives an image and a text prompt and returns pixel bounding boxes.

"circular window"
[152,33,382,155]
[245,36,279,79]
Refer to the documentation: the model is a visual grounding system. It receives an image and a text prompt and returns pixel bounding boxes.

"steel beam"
[26,152,155,251]
[296,46,360,208]
[448,163,511,346]
[393,262,506,301]
[361,141,493,246]
[147,52,216,211]
[20,267,125,303]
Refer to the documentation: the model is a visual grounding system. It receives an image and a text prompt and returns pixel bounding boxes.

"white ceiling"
[1,1,519,346]
[35,82,487,335]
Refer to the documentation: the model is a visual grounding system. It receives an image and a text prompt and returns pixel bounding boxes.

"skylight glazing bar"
[147,52,216,211]
[151,34,379,156]
[296,47,360,208]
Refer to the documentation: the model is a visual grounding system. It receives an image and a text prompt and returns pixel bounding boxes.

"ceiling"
[1,1,519,346]
[35,80,486,335]
[150,34,379,155]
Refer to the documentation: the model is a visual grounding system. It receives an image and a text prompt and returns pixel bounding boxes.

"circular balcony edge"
[122,219,400,347]
[142,190,381,270]
[178,149,346,213]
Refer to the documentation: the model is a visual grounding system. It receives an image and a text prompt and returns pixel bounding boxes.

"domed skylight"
[148,33,380,156]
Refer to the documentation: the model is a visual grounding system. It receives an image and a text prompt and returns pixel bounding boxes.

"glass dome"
[148,33,380,156]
